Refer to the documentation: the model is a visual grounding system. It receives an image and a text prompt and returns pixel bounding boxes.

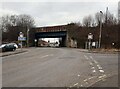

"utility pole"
[105,7,108,25]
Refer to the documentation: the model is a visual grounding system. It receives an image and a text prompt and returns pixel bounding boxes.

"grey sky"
[0,0,119,27]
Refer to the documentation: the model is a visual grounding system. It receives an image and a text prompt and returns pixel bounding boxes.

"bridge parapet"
[35,25,67,33]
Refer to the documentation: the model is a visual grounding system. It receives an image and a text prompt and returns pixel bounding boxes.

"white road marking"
[94,60,98,64]
[40,54,53,58]
[99,70,104,73]
[92,70,96,73]
[49,54,53,56]
[73,83,78,86]
[98,76,103,79]
[97,65,103,69]
[90,56,93,59]
[80,85,83,87]
[40,55,49,58]
[84,55,89,60]
[89,56,105,73]
[90,56,98,64]
[97,65,100,67]
[102,74,107,77]
[85,82,88,84]
[84,79,87,82]
[91,67,95,69]
[98,74,107,79]
[89,62,93,66]
[88,76,95,80]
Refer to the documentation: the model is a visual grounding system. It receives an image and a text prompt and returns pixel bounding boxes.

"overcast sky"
[0,0,119,27]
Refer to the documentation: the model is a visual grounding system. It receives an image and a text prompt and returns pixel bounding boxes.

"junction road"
[2,48,118,87]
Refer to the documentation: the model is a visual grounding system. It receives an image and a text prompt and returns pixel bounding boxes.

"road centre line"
[40,54,53,58]
[40,55,49,58]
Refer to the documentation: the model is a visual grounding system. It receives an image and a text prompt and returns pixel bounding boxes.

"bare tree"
[95,12,102,26]
[0,14,35,43]
[76,22,82,27]
[17,14,35,28]
[105,12,117,26]
[0,15,11,32]
[95,10,117,26]
[9,15,18,26]
[82,15,93,27]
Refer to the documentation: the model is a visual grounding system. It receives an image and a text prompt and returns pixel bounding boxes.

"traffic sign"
[19,32,24,37]
[88,33,93,40]
[18,37,26,41]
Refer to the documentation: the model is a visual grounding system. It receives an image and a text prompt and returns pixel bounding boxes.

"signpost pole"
[18,32,24,51]
[88,33,93,51]
[21,40,22,51]
[88,39,91,50]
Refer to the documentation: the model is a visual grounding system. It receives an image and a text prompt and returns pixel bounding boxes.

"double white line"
[84,55,104,73]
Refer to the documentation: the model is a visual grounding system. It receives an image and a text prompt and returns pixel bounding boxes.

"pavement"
[0,48,28,57]
[2,47,118,87]
[78,48,119,54]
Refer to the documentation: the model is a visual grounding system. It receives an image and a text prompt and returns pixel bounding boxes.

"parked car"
[0,44,6,48]
[7,43,18,49]
[0,43,17,52]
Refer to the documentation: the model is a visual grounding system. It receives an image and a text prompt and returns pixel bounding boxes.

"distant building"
[118,1,120,22]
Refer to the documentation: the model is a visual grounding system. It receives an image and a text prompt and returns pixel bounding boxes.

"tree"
[17,14,35,28]
[82,15,93,27]
[0,15,11,32]
[0,14,35,43]
[105,12,117,26]
[95,10,117,27]
[0,14,35,32]
[95,12,102,27]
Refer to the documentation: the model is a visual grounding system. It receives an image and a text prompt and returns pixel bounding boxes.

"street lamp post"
[34,39,37,47]
[98,11,103,48]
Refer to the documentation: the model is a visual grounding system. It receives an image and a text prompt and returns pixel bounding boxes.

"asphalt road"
[2,48,118,87]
